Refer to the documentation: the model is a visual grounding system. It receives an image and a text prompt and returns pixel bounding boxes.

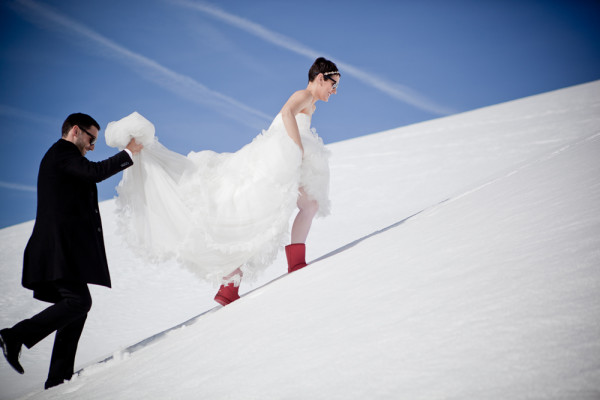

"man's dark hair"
[61,113,100,137]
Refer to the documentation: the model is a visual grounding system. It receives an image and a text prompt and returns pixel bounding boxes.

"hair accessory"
[323,71,339,76]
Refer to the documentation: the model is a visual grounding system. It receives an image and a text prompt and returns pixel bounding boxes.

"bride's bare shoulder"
[281,89,313,115]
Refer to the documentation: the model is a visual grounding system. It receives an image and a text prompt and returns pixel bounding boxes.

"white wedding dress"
[106,112,330,285]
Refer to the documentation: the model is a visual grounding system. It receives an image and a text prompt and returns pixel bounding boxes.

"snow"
[1,80,600,399]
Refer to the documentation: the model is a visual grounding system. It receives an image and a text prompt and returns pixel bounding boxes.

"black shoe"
[44,378,65,390]
[0,328,25,374]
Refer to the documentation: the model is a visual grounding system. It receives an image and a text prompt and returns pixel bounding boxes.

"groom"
[0,113,142,389]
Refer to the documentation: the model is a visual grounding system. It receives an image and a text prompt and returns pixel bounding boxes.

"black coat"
[22,139,133,302]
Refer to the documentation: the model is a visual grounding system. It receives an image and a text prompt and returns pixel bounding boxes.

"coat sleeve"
[57,147,133,183]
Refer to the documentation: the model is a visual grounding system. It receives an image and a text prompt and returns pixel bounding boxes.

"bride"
[106,57,340,305]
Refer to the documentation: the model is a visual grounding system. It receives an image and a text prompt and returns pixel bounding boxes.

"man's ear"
[66,126,78,140]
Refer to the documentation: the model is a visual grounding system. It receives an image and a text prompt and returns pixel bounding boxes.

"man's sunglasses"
[79,126,97,145]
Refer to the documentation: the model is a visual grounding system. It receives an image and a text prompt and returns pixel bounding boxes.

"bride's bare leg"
[291,187,319,244]
[286,188,317,273]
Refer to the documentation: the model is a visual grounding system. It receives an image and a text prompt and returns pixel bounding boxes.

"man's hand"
[125,138,144,155]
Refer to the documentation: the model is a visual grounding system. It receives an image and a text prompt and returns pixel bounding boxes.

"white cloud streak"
[12,0,272,129]
[0,181,36,192]
[0,104,58,127]
[172,0,456,116]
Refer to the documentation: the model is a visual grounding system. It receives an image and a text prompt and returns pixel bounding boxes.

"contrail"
[0,105,58,127]
[172,0,456,116]
[10,0,272,129]
[0,181,36,192]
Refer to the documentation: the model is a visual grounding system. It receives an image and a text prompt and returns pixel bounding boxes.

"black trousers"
[10,280,92,384]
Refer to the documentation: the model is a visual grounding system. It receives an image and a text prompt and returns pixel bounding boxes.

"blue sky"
[1,0,599,228]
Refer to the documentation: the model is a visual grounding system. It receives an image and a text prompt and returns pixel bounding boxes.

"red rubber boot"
[214,282,240,306]
[285,243,308,273]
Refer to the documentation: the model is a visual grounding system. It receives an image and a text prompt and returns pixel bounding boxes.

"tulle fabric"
[107,112,330,285]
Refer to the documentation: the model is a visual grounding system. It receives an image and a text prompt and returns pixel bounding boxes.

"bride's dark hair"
[308,57,340,82]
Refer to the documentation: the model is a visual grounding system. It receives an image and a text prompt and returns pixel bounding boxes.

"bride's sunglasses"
[324,75,339,90]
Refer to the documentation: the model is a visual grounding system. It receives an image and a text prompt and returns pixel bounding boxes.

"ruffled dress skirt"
[106,112,330,285]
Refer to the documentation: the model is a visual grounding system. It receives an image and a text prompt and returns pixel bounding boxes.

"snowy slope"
[1,80,599,399]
